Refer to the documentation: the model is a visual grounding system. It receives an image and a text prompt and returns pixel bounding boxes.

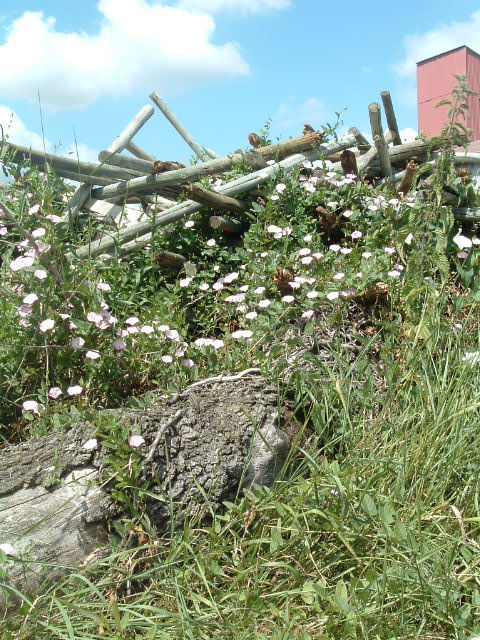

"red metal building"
[417,45,480,139]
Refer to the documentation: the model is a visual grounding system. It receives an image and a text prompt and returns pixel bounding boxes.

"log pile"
[2,88,479,267]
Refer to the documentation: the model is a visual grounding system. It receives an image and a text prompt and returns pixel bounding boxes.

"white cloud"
[175,0,291,14]
[0,0,250,109]
[393,11,480,105]
[0,104,51,149]
[0,104,98,163]
[398,127,417,143]
[275,96,328,133]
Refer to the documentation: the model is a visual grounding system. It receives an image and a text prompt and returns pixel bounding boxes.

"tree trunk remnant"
[340,150,358,177]
[397,160,418,196]
[209,215,243,233]
[0,373,290,610]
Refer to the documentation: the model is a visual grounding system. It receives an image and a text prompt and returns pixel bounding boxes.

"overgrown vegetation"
[1,84,480,638]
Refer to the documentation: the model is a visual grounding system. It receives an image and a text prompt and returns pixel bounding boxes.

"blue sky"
[0,0,479,164]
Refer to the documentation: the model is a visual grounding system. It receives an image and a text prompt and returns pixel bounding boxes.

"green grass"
[3,307,480,639]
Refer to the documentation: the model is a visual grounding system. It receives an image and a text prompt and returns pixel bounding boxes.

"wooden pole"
[98,150,154,174]
[150,92,211,161]
[397,160,418,196]
[380,90,402,146]
[183,183,246,213]
[63,105,154,221]
[72,135,356,260]
[90,133,357,201]
[210,215,243,233]
[125,140,157,162]
[348,127,371,153]
[368,103,392,179]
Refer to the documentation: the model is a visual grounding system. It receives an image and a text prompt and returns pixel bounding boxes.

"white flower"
[206,239,216,247]
[299,248,311,256]
[83,438,98,451]
[97,281,111,292]
[462,351,480,365]
[333,272,345,280]
[245,311,258,319]
[388,270,401,278]
[10,256,34,272]
[34,269,47,280]
[453,233,472,250]
[232,329,253,339]
[141,325,155,334]
[254,286,265,294]
[282,295,295,303]
[327,291,339,300]
[179,277,193,288]
[32,227,46,238]
[329,244,340,252]
[302,309,314,318]
[39,318,55,332]
[224,271,239,283]
[384,247,396,255]
[71,337,85,349]
[306,291,319,299]
[67,385,83,396]
[85,350,101,360]
[161,355,173,363]
[184,220,195,228]
[275,183,287,193]
[199,283,210,291]
[362,252,372,259]
[48,387,62,399]
[267,224,282,234]
[0,543,17,556]
[405,233,413,245]
[258,299,271,308]
[87,312,103,324]
[23,293,38,305]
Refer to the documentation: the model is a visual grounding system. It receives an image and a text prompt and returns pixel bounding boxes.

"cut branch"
[209,215,243,233]
[183,183,246,213]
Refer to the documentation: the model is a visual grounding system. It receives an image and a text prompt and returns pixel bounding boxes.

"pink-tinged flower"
[275,183,286,193]
[28,204,40,215]
[69,321,78,330]
[71,337,85,349]
[343,210,353,218]
[289,281,301,290]
[388,270,401,278]
[206,239,216,247]
[333,272,345,280]
[182,358,195,368]
[141,325,154,334]
[165,329,179,340]
[97,281,111,292]
[351,231,362,240]
[161,355,173,363]
[362,252,372,259]
[302,309,314,319]
[83,438,98,451]
[232,329,253,339]
[10,256,34,272]
[127,326,139,334]
[67,385,83,396]
[18,304,32,318]
[87,312,103,324]
[39,318,55,332]
[125,317,139,326]
[384,247,396,255]
[0,225,7,236]
[388,198,399,205]
[34,269,47,280]
[32,227,46,238]
[266,224,282,234]
[329,244,340,252]
[22,293,38,305]
[184,220,195,228]
[48,387,62,399]
[113,338,127,350]
[472,237,480,246]
[313,252,324,260]
[157,324,169,332]
[282,295,295,303]
[23,400,39,414]
[306,291,319,299]
[457,251,468,260]
[301,256,313,265]
[129,435,145,448]
[59,313,70,320]
[86,350,101,360]
[245,311,258,320]
[367,204,378,211]
[299,248,311,256]
[258,299,271,308]
[45,214,62,223]
[356,272,363,279]
[327,291,339,300]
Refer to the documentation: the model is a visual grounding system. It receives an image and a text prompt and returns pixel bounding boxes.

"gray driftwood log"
[0,373,290,609]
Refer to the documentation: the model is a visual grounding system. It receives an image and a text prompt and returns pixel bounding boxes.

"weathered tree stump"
[0,373,290,609]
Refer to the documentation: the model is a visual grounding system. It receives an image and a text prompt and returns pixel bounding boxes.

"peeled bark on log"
[153,160,187,174]
[0,373,290,610]
[340,150,358,177]
[397,160,418,196]
[183,183,246,213]
[248,133,262,148]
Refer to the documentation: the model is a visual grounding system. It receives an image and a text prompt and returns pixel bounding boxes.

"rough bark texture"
[0,374,289,608]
